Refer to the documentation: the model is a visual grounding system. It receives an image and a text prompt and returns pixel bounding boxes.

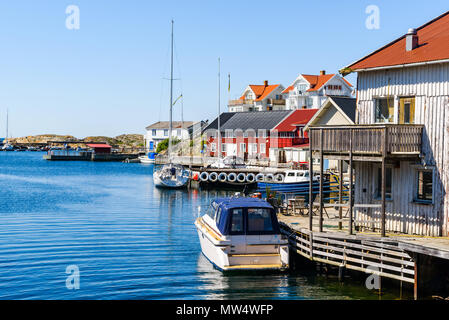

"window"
[230,208,244,233]
[164,129,169,136]
[416,170,433,202]
[221,143,226,153]
[249,143,257,154]
[260,144,266,154]
[399,97,415,124]
[258,129,266,138]
[152,129,157,136]
[210,143,216,152]
[247,208,274,233]
[376,167,392,199]
[287,172,295,177]
[240,143,246,153]
[225,130,233,138]
[177,129,181,137]
[374,98,394,123]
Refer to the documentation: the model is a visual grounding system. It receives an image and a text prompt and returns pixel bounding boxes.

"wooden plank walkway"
[278,212,449,288]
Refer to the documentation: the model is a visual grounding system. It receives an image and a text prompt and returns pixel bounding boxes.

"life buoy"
[255,173,265,182]
[209,172,218,182]
[246,173,256,183]
[199,172,209,182]
[227,172,237,182]
[237,173,246,183]
[218,172,227,182]
[265,174,274,182]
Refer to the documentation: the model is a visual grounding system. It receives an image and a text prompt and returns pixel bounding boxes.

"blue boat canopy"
[210,197,280,236]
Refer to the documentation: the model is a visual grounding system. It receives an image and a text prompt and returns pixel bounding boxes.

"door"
[228,208,246,254]
[227,144,237,156]
[399,97,415,124]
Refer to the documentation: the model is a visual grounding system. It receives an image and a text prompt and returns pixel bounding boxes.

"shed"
[86,143,112,154]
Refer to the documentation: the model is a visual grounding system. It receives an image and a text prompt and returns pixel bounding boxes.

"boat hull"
[195,217,288,272]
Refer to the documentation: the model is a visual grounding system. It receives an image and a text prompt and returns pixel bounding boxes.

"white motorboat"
[153,163,190,188]
[139,152,157,164]
[195,196,289,272]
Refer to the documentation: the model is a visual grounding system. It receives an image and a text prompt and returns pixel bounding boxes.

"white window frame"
[210,143,216,152]
[259,143,266,154]
[239,143,246,153]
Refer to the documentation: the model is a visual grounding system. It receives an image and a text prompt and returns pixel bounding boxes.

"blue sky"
[0,0,448,137]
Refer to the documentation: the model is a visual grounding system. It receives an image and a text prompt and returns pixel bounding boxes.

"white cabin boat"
[195,197,289,272]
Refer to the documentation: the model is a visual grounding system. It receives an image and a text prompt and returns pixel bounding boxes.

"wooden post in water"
[319,129,324,232]
[338,159,343,230]
[348,128,353,235]
[381,127,388,237]
[309,129,314,231]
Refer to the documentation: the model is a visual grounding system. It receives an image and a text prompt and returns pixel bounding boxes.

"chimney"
[320,70,326,76]
[406,28,419,51]
[264,80,268,87]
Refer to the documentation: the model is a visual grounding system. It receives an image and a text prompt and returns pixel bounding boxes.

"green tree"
[156,137,180,153]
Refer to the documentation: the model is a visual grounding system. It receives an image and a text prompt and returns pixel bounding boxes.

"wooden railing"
[228,99,254,106]
[267,98,286,105]
[309,124,423,156]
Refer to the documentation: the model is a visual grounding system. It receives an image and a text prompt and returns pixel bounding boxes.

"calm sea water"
[0,152,406,300]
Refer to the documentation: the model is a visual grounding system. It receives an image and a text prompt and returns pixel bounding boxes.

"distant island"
[7,134,145,152]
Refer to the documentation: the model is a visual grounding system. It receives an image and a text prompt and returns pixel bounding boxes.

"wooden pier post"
[309,130,314,231]
[338,159,343,230]
[348,128,353,235]
[319,129,324,232]
[381,127,388,238]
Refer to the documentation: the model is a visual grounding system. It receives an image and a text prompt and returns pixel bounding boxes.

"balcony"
[308,124,424,160]
[228,99,254,106]
[267,99,286,105]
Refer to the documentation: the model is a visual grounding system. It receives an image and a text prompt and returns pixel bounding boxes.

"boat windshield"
[247,208,274,233]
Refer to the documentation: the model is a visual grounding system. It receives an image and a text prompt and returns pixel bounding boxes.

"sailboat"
[153,20,190,188]
[2,109,14,151]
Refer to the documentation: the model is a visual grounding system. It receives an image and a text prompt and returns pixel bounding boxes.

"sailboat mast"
[217,58,221,159]
[168,20,174,160]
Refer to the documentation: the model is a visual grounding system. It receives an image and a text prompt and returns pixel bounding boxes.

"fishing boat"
[256,169,320,193]
[194,196,289,272]
[152,20,189,188]
[139,152,157,164]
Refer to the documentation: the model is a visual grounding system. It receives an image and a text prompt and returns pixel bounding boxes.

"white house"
[145,121,196,152]
[228,81,285,112]
[317,12,449,237]
[282,71,353,110]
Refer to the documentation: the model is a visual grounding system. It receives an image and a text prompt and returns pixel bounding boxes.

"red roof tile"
[86,143,112,148]
[240,84,280,101]
[302,74,335,92]
[273,109,318,132]
[281,85,294,94]
[347,11,449,71]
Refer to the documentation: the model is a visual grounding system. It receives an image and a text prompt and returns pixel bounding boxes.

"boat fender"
[227,172,237,182]
[246,173,256,183]
[275,173,284,182]
[255,173,265,182]
[218,172,227,182]
[209,172,218,182]
[192,172,199,181]
[237,173,246,183]
[199,171,209,182]
[265,173,274,182]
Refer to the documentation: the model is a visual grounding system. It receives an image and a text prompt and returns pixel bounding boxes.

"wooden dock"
[278,212,449,299]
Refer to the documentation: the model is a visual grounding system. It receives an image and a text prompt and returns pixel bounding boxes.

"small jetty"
[43,140,139,162]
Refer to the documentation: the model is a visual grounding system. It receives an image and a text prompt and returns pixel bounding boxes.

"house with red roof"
[310,11,449,237]
[203,109,317,161]
[282,70,353,110]
[228,80,285,112]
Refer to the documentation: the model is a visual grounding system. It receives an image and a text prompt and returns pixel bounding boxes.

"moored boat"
[153,163,190,188]
[256,169,320,193]
[195,196,289,272]
[139,152,157,164]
